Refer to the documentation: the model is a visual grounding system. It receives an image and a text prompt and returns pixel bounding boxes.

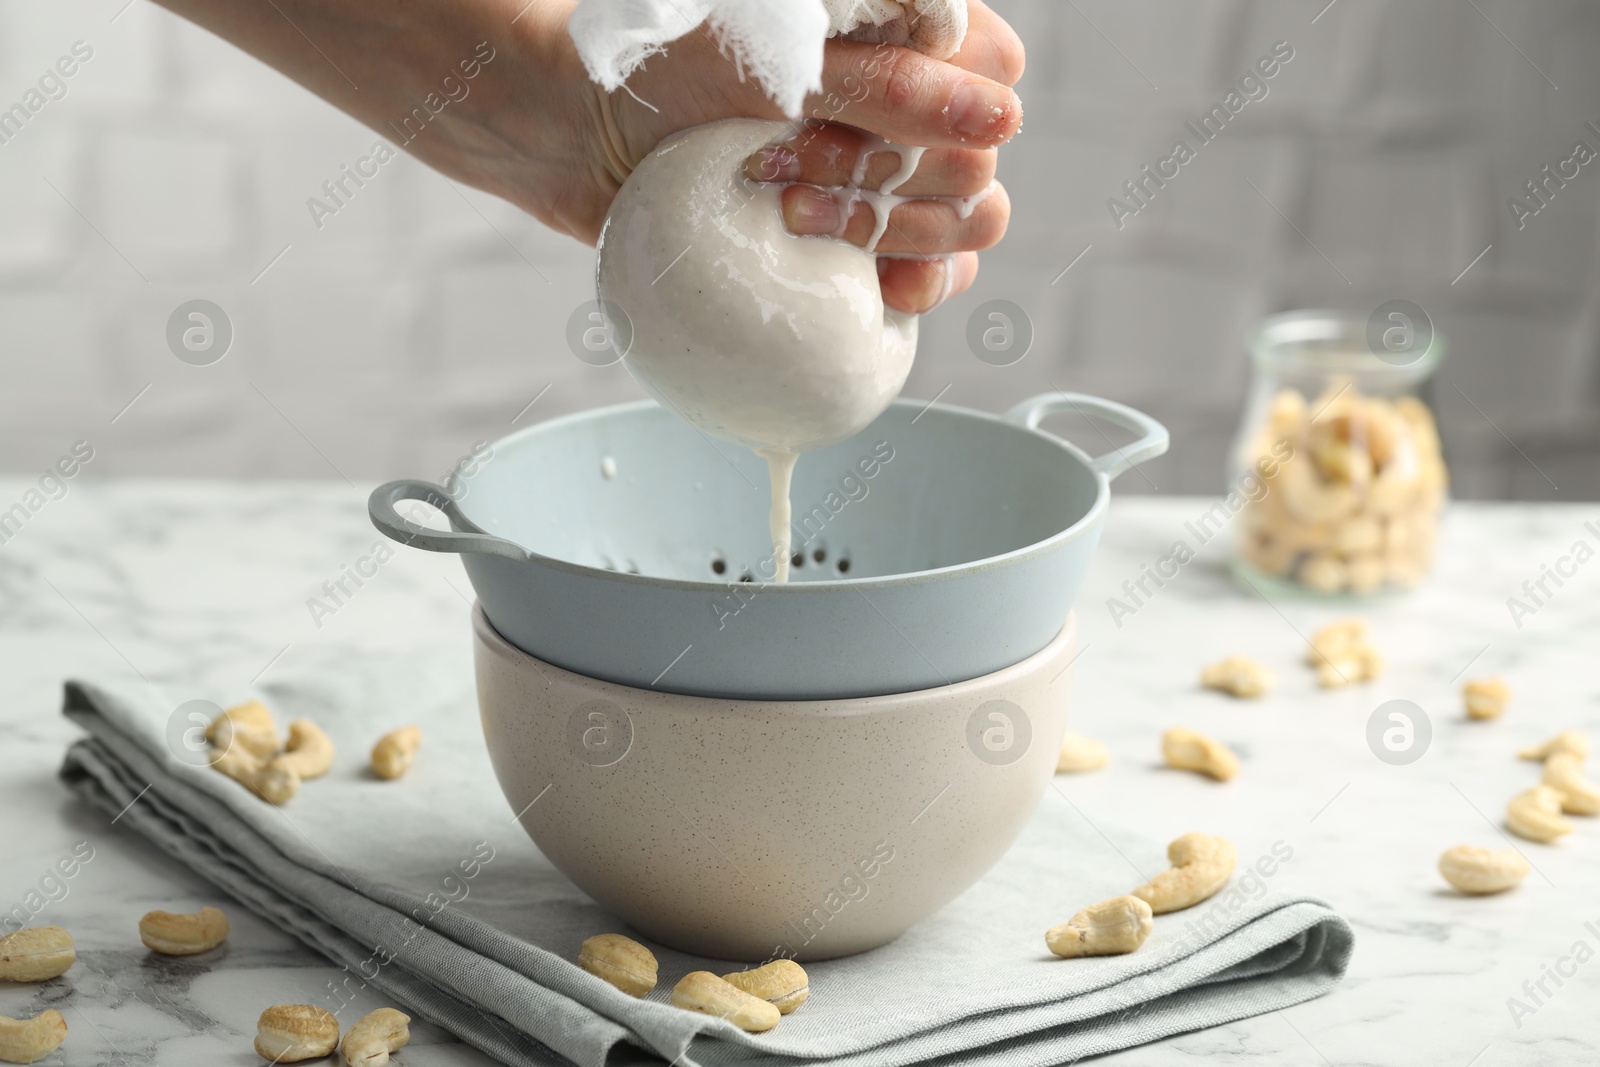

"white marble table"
[4,481,1598,1065]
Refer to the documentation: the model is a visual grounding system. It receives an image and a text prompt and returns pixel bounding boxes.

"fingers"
[779,180,1010,255]
[878,253,979,314]
[810,38,1022,150]
[951,1,1027,86]
[745,124,996,196]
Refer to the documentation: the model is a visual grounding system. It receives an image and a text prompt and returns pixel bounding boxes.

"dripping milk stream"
[760,139,995,582]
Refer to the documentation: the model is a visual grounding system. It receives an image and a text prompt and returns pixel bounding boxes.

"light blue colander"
[370,393,1166,699]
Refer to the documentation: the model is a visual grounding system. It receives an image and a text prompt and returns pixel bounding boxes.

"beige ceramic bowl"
[474,604,1075,962]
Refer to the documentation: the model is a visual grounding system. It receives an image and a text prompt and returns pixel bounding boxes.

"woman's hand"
[154,0,1024,313]
[568,0,1025,314]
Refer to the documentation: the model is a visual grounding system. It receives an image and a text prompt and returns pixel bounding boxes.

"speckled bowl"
[474,603,1075,962]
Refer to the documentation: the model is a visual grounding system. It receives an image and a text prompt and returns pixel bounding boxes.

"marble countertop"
[4,480,1598,1065]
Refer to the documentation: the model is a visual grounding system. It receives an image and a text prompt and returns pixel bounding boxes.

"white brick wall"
[0,0,1596,498]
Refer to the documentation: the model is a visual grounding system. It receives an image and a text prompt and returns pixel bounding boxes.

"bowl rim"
[474,600,1078,709]
[454,396,1112,593]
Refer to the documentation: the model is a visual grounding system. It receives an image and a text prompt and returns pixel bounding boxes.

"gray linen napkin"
[59,650,1351,1067]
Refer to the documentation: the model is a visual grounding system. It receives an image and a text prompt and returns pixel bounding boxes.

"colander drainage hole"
[836,558,851,575]
[711,556,727,575]
[739,572,754,583]
[790,552,803,569]
[813,547,826,564]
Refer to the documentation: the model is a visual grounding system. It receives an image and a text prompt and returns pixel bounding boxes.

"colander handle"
[368,480,532,561]
[1004,393,1170,481]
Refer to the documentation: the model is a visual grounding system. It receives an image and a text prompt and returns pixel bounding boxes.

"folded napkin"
[60,647,1351,1067]
[569,0,969,117]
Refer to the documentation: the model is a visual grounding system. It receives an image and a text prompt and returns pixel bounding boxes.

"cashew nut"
[1161,728,1239,782]
[1056,731,1109,773]
[270,720,335,780]
[1331,516,1382,555]
[206,699,280,759]
[1279,459,1356,526]
[671,972,780,1032]
[1437,845,1530,895]
[340,1008,410,1067]
[0,1011,67,1064]
[721,960,809,1014]
[1131,832,1237,914]
[1305,617,1383,686]
[1199,656,1275,699]
[371,725,422,781]
[577,933,657,997]
[1267,388,1306,434]
[1311,436,1373,487]
[0,927,74,982]
[1519,730,1590,762]
[254,1004,338,1063]
[214,744,299,805]
[1395,395,1442,452]
[1305,618,1369,666]
[1541,753,1600,816]
[1315,643,1382,688]
[1046,896,1153,958]
[1298,552,1349,594]
[1462,677,1510,720]
[139,907,229,956]
[1506,785,1574,843]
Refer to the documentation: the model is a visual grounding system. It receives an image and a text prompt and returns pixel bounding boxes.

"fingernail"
[786,188,840,234]
[949,82,1018,143]
[913,258,949,313]
[747,146,800,183]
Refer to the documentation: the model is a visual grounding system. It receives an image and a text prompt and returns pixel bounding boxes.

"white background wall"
[1,0,1597,498]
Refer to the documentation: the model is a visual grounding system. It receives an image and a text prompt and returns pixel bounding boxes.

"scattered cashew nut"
[270,720,335,780]
[139,907,229,956]
[254,1004,339,1063]
[1463,677,1510,720]
[1315,646,1382,688]
[1131,832,1238,914]
[1519,730,1591,762]
[0,1011,67,1064]
[1046,895,1153,958]
[1161,728,1239,782]
[214,744,299,805]
[671,972,780,1033]
[1307,618,1382,688]
[0,927,75,982]
[1506,785,1574,843]
[1199,656,1275,699]
[1306,618,1368,665]
[1437,845,1529,895]
[371,726,423,781]
[577,933,658,997]
[206,699,280,759]
[721,960,809,1014]
[1541,752,1600,816]
[1056,731,1109,773]
[341,1007,410,1067]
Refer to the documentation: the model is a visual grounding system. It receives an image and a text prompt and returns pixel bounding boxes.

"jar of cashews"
[1232,309,1448,596]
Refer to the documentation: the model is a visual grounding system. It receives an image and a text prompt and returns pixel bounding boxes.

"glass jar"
[1231,309,1448,597]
